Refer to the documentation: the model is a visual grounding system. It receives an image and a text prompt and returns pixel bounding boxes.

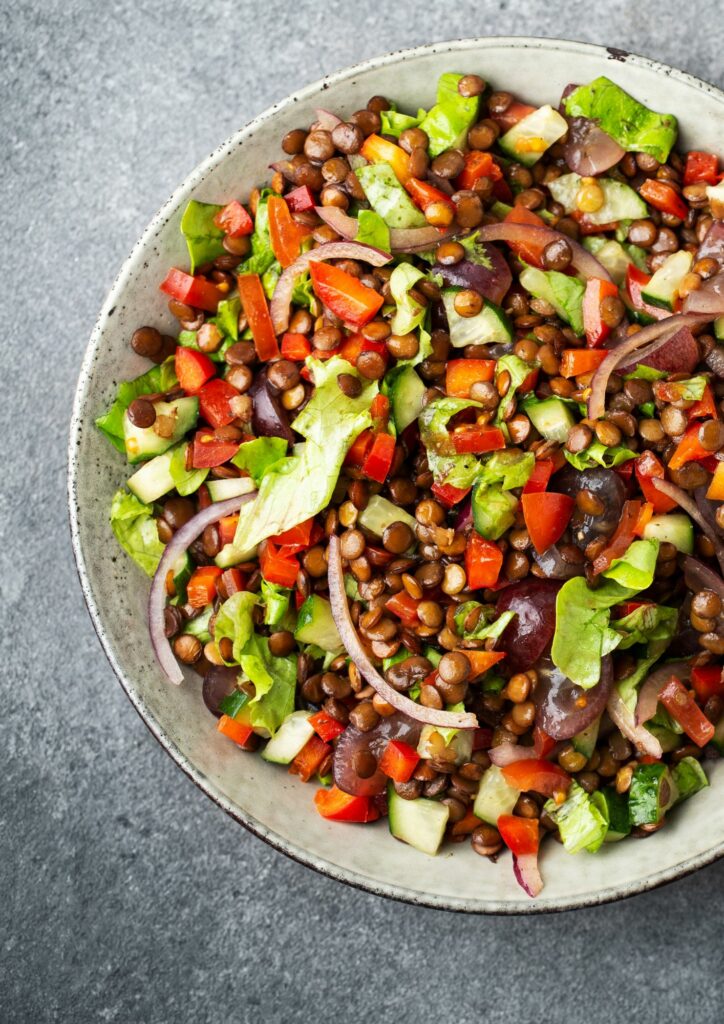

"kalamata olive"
[250,373,294,444]
[555,466,626,548]
[534,655,613,740]
[333,713,422,796]
[432,243,512,306]
[495,578,561,673]
[202,666,239,718]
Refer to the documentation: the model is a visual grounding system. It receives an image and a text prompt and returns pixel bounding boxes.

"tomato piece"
[659,677,715,747]
[289,735,331,783]
[559,348,609,378]
[271,517,315,553]
[174,347,216,394]
[533,725,556,758]
[465,533,503,590]
[314,785,380,822]
[359,134,411,183]
[344,428,374,469]
[691,665,724,702]
[683,151,719,186]
[237,273,280,361]
[385,590,420,626]
[522,459,553,494]
[582,277,620,348]
[462,650,506,679]
[217,714,253,747]
[281,332,312,361]
[160,268,223,313]
[591,499,641,575]
[213,200,253,238]
[445,358,496,398]
[259,539,299,588]
[707,462,724,501]
[668,422,713,470]
[405,176,455,213]
[267,194,309,268]
[191,428,241,468]
[450,425,506,455]
[503,205,547,266]
[284,185,317,212]
[379,740,420,784]
[521,492,574,554]
[309,261,384,328]
[640,178,689,220]
[431,481,471,508]
[361,432,396,483]
[497,814,539,856]
[309,710,346,743]
[187,566,223,608]
[198,377,240,428]
[635,451,676,512]
[688,383,719,423]
[502,758,571,798]
[456,150,504,191]
[633,501,654,537]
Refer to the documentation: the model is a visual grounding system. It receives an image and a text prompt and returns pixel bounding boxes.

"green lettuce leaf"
[109,489,165,576]
[291,271,316,311]
[418,72,480,157]
[355,209,391,252]
[96,359,177,453]
[243,639,297,735]
[356,163,427,229]
[454,602,516,641]
[471,483,517,540]
[232,436,288,485]
[476,449,535,490]
[213,591,258,664]
[495,354,535,422]
[564,76,678,164]
[543,781,609,853]
[662,376,708,401]
[564,441,637,471]
[624,364,667,382]
[459,231,494,268]
[389,263,427,335]
[603,538,659,591]
[519,265,585,335]
[380,108,426,137]
[180,200,225,273]
[419,396,482,457]
[238,190,278,278]
[169,443,208,496]
[260,580,293,627]
[613,604,678,714]
[216,295,241,340]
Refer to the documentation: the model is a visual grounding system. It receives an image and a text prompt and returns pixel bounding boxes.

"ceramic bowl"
[69,37,724,912]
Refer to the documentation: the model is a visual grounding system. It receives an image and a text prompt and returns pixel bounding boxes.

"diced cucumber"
[123,396,199,464]
[206,477,257,502]
[417,725,473,766]
[518,266,585,334]
[441,288,513,348]
[547,173,648,226]
[215,542,259,568]
[357,494,417,540]
[389,365,426,432]
[171,552,193,605]
[582,237,632,285]
[628,763,677,826]
[572,717,600,761]
[423,645,442,668]
[641,250,693,311]
[127,449,175,504]
[524,396,577,444]
[356,163,427,229]
[182,604,213,643]
[595,787,631,842]
[714,317,724,342]
[388,786,450,856]
[473,764,520,825]
[643,513,694,554]
[294,595,344,654]
[672,756,709,804]
[261,711,315,764]
[471,481,517,540]
[498,105,568,166]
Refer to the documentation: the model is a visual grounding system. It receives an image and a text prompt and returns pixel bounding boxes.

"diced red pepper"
[521,492,574,554]
[219,567,247,596]
[281,332,312,361]
[359,134,411,183]
[198,377,240,429]
[583,277,621,348]
[405,176,455,213]
[218,514,240,547]
[309,710,346,743]
[191,428,241,468]
[160,268,223,313]
[592,499,641,575]
[625,265,669,322]
[635,451,676,512]
[450,425,506,455]
[491,101,536,132]
[213,200,253,238]
[309,261,384,328]
[707,462,724,501]
[688,384,719,423]
[271,517,316,553]
[237,273,280,361]
[314,785,379,822]
[379,740,420,784]
[187,565,223,608]
[640,178,689,220]
[217,714,253,747]
[574,213,619,237]
[559,348,609,378]
[267,194,309,268]
[431,481,471,508]
[633,501,654,537]
[683,151,719,186]
[362,432,396,483]
[284,185,317,212]
[445,358,496,398]
[615,600,653,618]
[668,422,714,471]
[259,539,299,588]
[504,205,547,266]
[289,734,332,783]
[659,677,715,747]
[456,150,504,191]
[344,428,375,469]
[463,650,506,679]
[502,758,571,798]
[370,393,390,431]
[533,725,556,759]
[523,458,554,494]
[497,814,539,856]
[385,590,420,626]
[691,665,724,702]
[174,347,216,394]
[519,367,539,394]
[465,533,503,590]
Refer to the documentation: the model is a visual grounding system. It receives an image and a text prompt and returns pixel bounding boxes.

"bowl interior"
[70,37,724,912]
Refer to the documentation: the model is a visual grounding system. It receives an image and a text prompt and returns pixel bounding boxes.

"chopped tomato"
[465,533,503,590]
[259,539,298,588]
[491,101,536,132]
[405,176,455,213]
[668,422,713,471]
[519,367,539,394]
[503,205,547,266]
[213,200,253,237]
[533,725,556,759]
[217,714,253,747]
[314,785,380,822]
[198,378,240,428]
[502,758,571,798]
[379,740,420,783]
[237,273,280,361]
[683,151,719,186]
[707,462,724,501]
[267,194,309,268]
[559,348,609,378]
[625,265,669,322]
[635,451,676,512]
[691,665,724,702]
[633,501,654,537]
[456,150,504,191]
[175,347,216,394]
[659,677,715,747]
[191,428,241,468]
[160,268,223,312]
[445,358,496,398]
[359,134,411,183]
[271,517,316,553]
[281,332,312,361]
[309,261,384,328]
[523,458,554,494]
[688,384,719,422]
[344,428,375,469]
[497,814,539,856]
[450,425,506,455]
[639,178,689,220]
[591,499,641,575]
[284,185,317,212]
[289,735,331,783]
[386,590,420,626]
[218,514,240,547]
[309,710,346,743]
[521,492,574,554]
[362,432,396,483]
[431,480,471,508]
[583,277,620,348]
[462,650,506,679]
[187,565,222,608]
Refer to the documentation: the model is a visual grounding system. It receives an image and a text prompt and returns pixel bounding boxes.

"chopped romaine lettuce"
[109,489,165,576]
[419,396,482,457]
[216,295,241,340]
[232,436,288,485]
[355,209,391,252]
[495,354,535,422]
[418,73,480,157]
[96,359,178,453]
[453,602,516,641]
[213,591,258,664]
[169,443,208,496]
[563,441,637,471]
[604,538,660,591]
[471,484,517,540]
[260,580,293,627]
[180,200,225,273]
[389,263,428,335]
[238,189,278,278]
[380,107,426,137]
[519,265,585,335]
[356,163,427,229]
[476,449,535,490]
[544,782,609,853]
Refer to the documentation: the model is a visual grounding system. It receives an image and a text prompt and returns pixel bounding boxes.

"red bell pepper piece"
[559,348,609,379]
[191,428,241,468]
[691,665,724,702]
[583,277,621,348]
[683,151,719,186]
[174,347,216,394]
[445,358,496,398]
[707,463,724,501]
[379,740,420,784]
[259,539,299,588]
[635,451,676,512]
[267,194,309,268]
[504,205,547,267]
[659,677,715,747]
[284,185,317,212]
[431,481,471,508]
[463,650,506,679]
[308,710,346,743]
[271,517,315,553]
[289,734,331,783]
[688,384,719,422]
[344,429,374,469]
[456,150,504,191]
[314,785,380,822]
[633,501,654,537]
[160,268,223,313]
[668,422,714,470]
[519,367,539,394]
[625,265,669,322]
[281,332,312,361]
[237,273,280,361]
[497,814,539,856]
[359,134,411,183]
[450,425,506,455]
[592,499,642,575]
[405,176,455,213]
[309,261,384,328]
[465,533,503,590]
[213,200,253,238]
[198,378,241,428]
[385,590,421,626]
[491,101,536,132]
[521,492,574,554]
[187,565,223,608]
[218,514,240,547]
[501,758,571,798]
[640,178,689,220]
[219,567,247,596]
[533,725,556,759]
[523,459,554,494]
[370,393,391,430]
[362,432,396,483]
[217,714,254,747]
[615,600,653,618]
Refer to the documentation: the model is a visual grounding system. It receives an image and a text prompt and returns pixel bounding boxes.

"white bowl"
[69,37,724,912]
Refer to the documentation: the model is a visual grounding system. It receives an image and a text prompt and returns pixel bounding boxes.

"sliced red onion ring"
[327,535,477,729]
[475,223,612,282]
[148,493,257,684]
[683,555,724,601]
[270,241,392,336]
[313,108,342,131]
[564,117,626,177]
[696,221,724,266]
[314,206,463,254]
[652,478,724,575]
[683,269,724,315]
[607,688,663,759]
[489,743,538,767]
[635,661,692,726]
[587,314,710,420]
[314,206,357,239]
[513,852,543,898]
[617,325,700,376]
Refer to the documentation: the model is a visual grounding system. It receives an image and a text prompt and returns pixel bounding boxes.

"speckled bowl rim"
[69,35,724,914]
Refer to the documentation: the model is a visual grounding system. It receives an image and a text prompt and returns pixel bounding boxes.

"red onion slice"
[269,241,392,335]
[148,493,257,684]
[683,270,724,315]
[314,206,464,254]
[607,688,663,759]
[513,852,543,898]
[327,535,477,729]
[475,223,612,282]
[587,314,710,420]
[683,555,724,600]
[489,743,538,767]
[635,661,692,726]
[564,117,626,176]
[696,221,724,265]
[314,206,358,239]
[652,478,724,575]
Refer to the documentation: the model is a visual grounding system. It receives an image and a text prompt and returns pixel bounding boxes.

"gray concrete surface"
[3,2,724,1021]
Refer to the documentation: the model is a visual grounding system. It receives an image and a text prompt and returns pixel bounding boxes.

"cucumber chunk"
[294,595,344,654]
[261,711,315,764]
[123,396,198,464]
[389,365,426,432]
[547,173,647,225]
[473,764,520,825]
[524,396,576,444]
[357,494,417,539]
[127,449,175,504]
[572,717,600,761]
[628,763,677,826]
[388,786,450,856]
[641,250,693,311]
[441,289,513,348]
[643,513,694,554]
[498,105,568,166]
[671,756,709,804]
[206,477,257,502]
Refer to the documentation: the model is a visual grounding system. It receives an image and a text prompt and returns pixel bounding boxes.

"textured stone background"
[3,2,724,1021]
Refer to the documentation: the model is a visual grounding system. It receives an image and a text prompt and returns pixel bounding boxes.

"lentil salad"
[97,71,724,897]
